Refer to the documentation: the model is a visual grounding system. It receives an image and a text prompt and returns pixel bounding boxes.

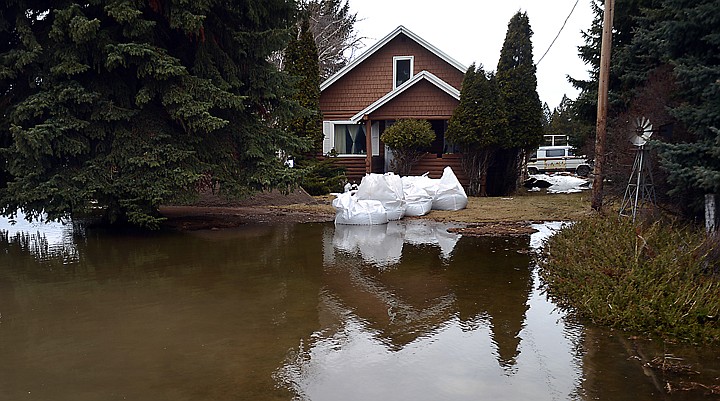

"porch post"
[365,117,372,174]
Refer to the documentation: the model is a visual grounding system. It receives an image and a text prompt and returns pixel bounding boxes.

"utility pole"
[591,0,615,211]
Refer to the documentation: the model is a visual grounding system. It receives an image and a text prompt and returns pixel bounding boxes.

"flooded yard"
[1,215,718,400]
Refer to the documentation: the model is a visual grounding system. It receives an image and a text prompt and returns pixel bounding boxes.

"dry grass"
[277,190,592,224]
[426,191,591,223]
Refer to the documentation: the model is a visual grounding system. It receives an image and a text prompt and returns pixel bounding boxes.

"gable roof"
[320,25,467,92]
[349,70,460,123]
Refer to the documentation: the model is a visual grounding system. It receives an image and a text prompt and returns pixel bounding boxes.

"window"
[334,124,366,155]
[543,135,568,146]
[393,56,413,88]
[545,149,566,158]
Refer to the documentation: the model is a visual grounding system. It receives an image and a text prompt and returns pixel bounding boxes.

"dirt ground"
[159,187,592,235]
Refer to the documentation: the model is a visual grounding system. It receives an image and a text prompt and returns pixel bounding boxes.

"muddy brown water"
[1,215,718,401]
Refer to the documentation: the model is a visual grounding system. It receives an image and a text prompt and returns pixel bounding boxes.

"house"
[319,25,469,185]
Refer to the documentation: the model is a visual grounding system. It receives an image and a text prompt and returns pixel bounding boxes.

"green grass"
[539,216,720,344]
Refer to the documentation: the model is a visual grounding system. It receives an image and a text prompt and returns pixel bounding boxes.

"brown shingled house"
[319,26,469,185]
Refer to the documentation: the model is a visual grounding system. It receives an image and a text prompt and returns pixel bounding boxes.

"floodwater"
[0,214,718,401]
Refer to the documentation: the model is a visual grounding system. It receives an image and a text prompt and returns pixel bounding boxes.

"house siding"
[410,153,467,182]
[367,80,459,120]
[320,33,464,120]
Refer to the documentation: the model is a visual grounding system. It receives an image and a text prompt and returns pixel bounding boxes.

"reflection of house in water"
[321,220,533,368]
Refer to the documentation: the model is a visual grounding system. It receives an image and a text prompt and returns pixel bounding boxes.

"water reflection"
[0,222,325,401]
[329,221,463,268]
[2,218,717,401]
[277,221,583,400]
[0,211,79,263]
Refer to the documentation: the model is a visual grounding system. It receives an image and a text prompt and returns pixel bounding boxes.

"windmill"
[619,117,656,220]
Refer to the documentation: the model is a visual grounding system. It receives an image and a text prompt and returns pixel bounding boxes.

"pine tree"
[285,18,323,152]
[545,95,593,151]
[648,0,720,200]
[542,102,552,131]
[446,64,508,196]
[494,11,544,195]
[572,0,719,215]
[0,0,306,229]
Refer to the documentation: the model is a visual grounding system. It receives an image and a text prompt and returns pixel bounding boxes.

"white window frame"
[393,56,414,89]
[322,121,369,157]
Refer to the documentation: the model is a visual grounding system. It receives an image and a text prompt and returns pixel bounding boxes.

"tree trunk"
[706,193,718,233]
[488,147,523,196]
[462,148,492,196]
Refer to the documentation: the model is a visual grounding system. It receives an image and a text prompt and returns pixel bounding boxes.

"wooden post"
[591,0,615,211]
[365,118,372,174]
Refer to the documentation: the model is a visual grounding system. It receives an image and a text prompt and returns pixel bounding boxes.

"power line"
[536,0,580,66]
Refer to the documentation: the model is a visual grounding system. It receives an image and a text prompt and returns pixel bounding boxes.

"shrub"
[539,216,720,343]
[299,158,346,195]
[380,119,435,176]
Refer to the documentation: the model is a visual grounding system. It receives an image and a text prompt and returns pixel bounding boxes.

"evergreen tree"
[0,0,307,229]
[446,64,508,196]
[285,18,323,151]
[494,11,544,195]
[380,119,436,176]
[542,102,552,131]
[570,0,662,125]
[545,95,593,151]
[572,0,719,215]
[646,0,720,201]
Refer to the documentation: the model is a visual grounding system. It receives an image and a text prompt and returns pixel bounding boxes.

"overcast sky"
[349,0,594,110]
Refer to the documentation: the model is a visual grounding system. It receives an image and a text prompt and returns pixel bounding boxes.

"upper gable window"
[393,56,414,88]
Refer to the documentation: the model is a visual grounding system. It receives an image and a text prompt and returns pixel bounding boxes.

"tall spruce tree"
[446,64,508,196]
[645,0,720,206]
[571,0,718,217]
[285,18,323,153]
[494,11,544,195]
[545,95,593,151]
[570,0,662,126]
[0,0,307,229]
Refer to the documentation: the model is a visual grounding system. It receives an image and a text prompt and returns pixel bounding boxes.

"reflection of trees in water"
[1,225,79,265]
[447,236,533,371]
[322,223,533,370]
[323,245,456,350]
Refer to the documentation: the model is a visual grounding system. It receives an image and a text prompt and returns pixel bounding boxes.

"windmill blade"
[630,116,652,146]
[642,123,653,141]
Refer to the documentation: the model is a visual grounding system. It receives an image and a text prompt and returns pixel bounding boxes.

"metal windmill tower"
[619,117,657,221]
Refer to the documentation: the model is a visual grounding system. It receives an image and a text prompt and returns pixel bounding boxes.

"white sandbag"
[401,173,439,198]
[405,184,432,216]
[432,166,468,211]
[382,173,407,220]
[383,172,405,199]
[356,173,406,220]
[404,198,433,217]
[332,191,388,225]
[401,174,435,217]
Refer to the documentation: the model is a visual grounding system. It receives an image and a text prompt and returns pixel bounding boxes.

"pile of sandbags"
[332,167,468,225]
